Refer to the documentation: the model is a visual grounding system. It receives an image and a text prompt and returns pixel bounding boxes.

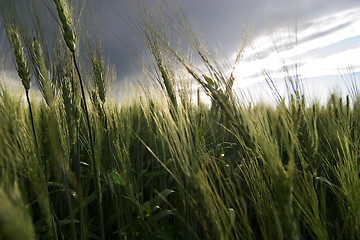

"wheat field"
[0,0,359,239]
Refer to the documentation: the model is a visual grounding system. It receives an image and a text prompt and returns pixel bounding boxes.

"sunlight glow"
[233,7,360,91]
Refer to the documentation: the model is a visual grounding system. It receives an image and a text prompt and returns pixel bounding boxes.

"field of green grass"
[0,0,360,239]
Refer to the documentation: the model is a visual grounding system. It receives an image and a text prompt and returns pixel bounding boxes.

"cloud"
[233,6,360,89]
[1,0,359,88]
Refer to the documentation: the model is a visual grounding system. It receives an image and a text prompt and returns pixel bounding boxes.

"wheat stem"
[25,90,39,150]
[72,52,105,240]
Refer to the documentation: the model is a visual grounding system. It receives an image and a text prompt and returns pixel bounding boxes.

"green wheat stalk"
[53,0,105,239]
[8,26,38,150]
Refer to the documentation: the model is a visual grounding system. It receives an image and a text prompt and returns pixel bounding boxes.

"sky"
[89,0,360,102]
[1,0,360,102]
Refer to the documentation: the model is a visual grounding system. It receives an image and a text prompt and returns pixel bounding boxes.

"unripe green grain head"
[92,56,106,103]
[53,0,76,53]
[8,26,31,91]
[32,39,54,106]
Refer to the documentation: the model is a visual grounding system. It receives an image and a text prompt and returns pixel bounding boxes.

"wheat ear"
[8,27,30,91]
[8,26,39,150]
[53,0,76,53]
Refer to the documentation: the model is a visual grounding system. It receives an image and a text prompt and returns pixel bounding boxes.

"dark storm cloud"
[88,0,268,81]
[84,0,141,81]
[90,0,359,81]
[1,0,359,82]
